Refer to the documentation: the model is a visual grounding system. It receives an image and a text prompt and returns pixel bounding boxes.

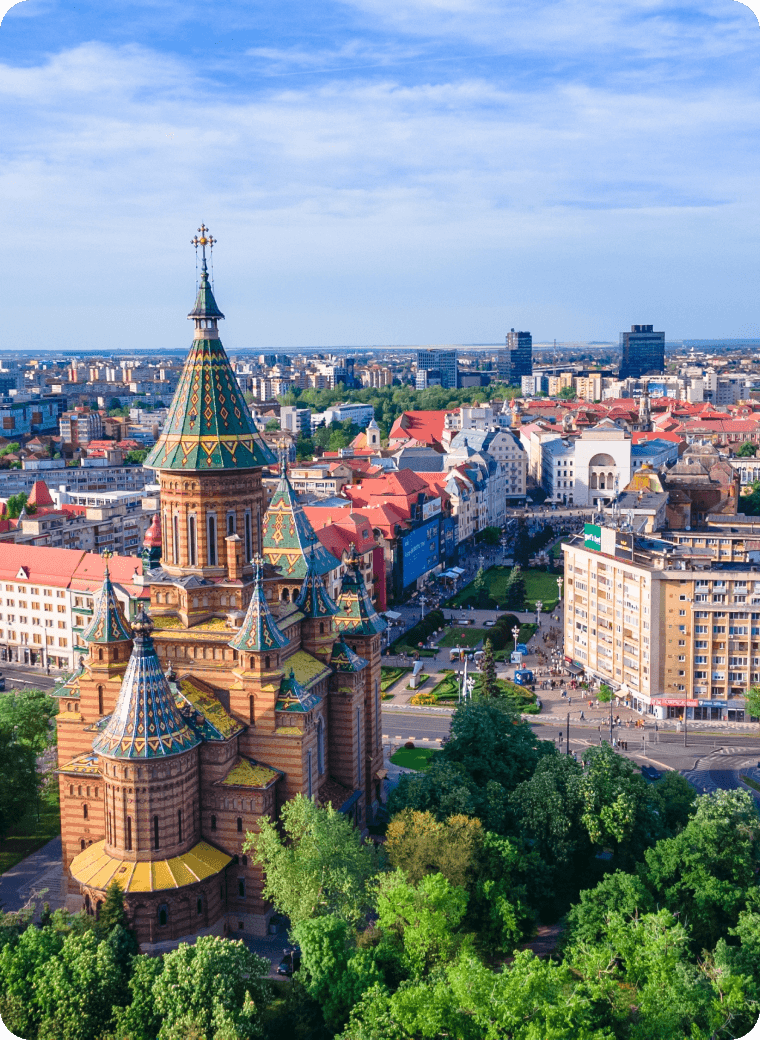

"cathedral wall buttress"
[346,634,384,816]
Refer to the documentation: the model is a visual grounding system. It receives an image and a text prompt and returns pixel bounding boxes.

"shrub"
[410,693,437,706]
[405,741,416,749]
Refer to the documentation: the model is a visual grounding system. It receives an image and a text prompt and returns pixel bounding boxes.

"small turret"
[141,514,162,575]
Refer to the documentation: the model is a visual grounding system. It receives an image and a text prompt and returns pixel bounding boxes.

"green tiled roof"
[329,639,367,672]
[262,472,340,581]
[144,268,274,473]
[295,547,339,619]
[228,562,289,653]
[189,263,225,319]
[82,566,132,644]
[276,668,320,713]
[92,609,200,760]
[334,557,388,636]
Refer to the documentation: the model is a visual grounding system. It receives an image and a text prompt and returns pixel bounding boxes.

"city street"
[0,664,59,692]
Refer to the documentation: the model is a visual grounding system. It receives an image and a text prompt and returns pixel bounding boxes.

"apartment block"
[564,524,755,722]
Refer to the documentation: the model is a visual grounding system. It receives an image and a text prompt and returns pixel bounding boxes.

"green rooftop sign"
[584,523,602,551]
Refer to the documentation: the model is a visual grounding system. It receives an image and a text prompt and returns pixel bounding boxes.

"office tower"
[416,349,458,389]
[497,329,532,384]
[619,325,665,379]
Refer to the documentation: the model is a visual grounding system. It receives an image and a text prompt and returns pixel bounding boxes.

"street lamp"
[535,599,543,626]
[512,625,520,655]
[556,576,563,601]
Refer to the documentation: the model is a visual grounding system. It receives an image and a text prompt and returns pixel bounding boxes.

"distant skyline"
[1,0,759,352]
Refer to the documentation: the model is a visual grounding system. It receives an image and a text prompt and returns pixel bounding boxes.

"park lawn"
[429,671,461,701]
[390,747,442,771]
[437,627,488,648]
[449,566,561,611]
[0,782,61,876]
[380,666,412,692]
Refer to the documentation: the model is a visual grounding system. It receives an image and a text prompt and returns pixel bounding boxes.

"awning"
[566,662,585,675]
[383,610,402,620]
[451,566,466,575]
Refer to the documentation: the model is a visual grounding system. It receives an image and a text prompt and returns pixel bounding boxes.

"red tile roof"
[26,480,54,508]
[388,410,452,447]
[0,544,148,598]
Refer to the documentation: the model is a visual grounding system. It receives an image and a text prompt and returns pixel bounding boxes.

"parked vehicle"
[277,946,302,976]
[513,669,534,686]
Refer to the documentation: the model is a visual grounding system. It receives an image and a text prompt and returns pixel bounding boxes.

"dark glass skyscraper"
[497,329,532,384]
[619,325,665,379]
[416,349,458,388]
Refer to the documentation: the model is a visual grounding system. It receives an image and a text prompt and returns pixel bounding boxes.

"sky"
[0,0,759,351]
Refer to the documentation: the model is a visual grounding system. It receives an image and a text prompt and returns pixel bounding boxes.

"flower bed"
[380,666,412,692]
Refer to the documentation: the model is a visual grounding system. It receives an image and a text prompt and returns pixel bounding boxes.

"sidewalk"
[0,836,65,915]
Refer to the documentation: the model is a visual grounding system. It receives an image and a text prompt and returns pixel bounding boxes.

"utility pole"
[566,711,570,756]
[684,709,688,747]
[609,696,613,745]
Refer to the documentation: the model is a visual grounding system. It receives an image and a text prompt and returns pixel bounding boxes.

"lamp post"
[512,625,520,656]
[535,599,543,627]
[557,575,563,602]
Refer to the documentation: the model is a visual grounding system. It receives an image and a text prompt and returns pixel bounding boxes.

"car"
[483,619,496,627]
[641,765,662,782]
[0,674,5,692]
[277,946,302,976]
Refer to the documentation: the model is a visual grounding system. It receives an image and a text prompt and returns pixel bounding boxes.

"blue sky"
[0,0,759,350]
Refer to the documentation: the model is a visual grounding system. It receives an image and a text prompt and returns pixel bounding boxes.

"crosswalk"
[383,734,443,745]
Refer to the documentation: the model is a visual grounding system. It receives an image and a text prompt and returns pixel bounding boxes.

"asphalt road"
[0,665,58,692]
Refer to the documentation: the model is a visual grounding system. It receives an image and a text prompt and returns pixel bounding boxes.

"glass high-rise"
[619,325,665,379]
[416,349,458,389]
[497,329,532,384]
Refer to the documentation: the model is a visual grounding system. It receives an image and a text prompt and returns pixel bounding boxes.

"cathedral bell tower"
[143,227,275,581]
[78,560,134,723]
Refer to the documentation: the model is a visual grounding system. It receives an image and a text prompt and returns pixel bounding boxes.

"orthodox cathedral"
[55,231,386,951]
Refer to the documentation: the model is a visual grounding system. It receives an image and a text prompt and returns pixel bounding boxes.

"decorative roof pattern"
[329,639,368,672]
[82,565,133,644]
[59,752,100,775]
[219,756,280,788]
[92,609,200,759]
[262,472,340,581]
[174,677,244,741]
[144,265,274,473]
[283,649,333,689]
[69,838,231,893]
[277,668,320,713]
[295,547,339,619]
[228,558,289,653]
[334,554,388,636]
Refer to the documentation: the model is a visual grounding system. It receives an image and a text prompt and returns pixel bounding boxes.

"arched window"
[69,784,74,797]
[153,815,159,850]
[356,708,362,787]
[80,838,86,850]
[249,696,255,724]
[319,622,325,635]
[173,514,180,566]
[207,515,217,566]
[97,685,104,715]
[83,804,88,820]
[375,680,381,749]
[249,656,255,670]
[238,878,246,898]
[264,655,270,670]
[211,814,217,831]
[244,512,252,562]
[126,816,133,851]
[84,894,91,915]
[196,897,203,915]
[242,855,248,866]
[317,717,324,776]
[236,817,243,833]
[188,515,197,567]
[158,904,168,927]
[98,647,103,661]
[177,809,182,843]
[227,511,236,536]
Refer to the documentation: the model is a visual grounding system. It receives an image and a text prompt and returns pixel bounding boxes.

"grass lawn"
[390,747,442,771]
[380,666,412,692]
[448,566,561,611]
[492,623,538,660]
[437,627,488,648]
[0,783,61,876]
[429,671,461,701]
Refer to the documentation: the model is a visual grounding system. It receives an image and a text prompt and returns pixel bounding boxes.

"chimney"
[225,534,243,582]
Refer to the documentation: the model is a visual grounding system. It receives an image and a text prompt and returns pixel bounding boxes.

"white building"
[541,420,632,506]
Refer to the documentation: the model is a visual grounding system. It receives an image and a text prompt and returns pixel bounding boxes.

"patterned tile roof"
[69,838,231,893]
[82,565,133,644]
[188,261,225,319]
[329,639,368,672]
[282,649,333,689]
[262,471,340,581]
[92,609,200,759]
[295,547,339,619]
[228,558,289,653]
[219,756,281,788]
[144,267,274,473]
[334,554,388,636]
[174,677,244,741]
[276,668,320,712]
[59,752,100,775]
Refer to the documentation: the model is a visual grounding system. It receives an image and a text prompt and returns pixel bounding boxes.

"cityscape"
[2,0,760,1037]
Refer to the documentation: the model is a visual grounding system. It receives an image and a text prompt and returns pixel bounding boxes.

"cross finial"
[191,224,216,264]
[252,554,264,583]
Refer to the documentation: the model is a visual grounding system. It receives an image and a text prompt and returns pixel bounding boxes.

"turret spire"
[82,558,132,644]
[334,547,387,636]
[228,556,289,653]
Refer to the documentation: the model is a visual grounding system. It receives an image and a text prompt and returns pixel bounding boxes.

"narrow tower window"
[211,814,217,831]
[126,816,132,851]
[97,685,104,715]
[227,511,236,535]
[188,515,197,566]
[83,804,88,820]
[317,717,324,776]
[237,816,243,833]
[153,815,159,850]
[356,708,362,787]
[207,515,217,566]
[244,512,252,562]
[172,514,180,565]
[177,809,182,843]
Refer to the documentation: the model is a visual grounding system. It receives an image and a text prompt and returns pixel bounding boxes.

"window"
[245,511,252,562]
[211,814,217,831]
[238,878,246,898]
[196,898,203,916]
[207,515,217,566]
[83,804,88,820]
[153,815,160,850]
[356,708,362,786]
[227,511,236,536]
[317,717,325,776]
[177,809,182,843]
[307,749,313,799]
[188,515,197,567]
[237,816,243,833]
[126,816,133,851]
[158,904,168,927]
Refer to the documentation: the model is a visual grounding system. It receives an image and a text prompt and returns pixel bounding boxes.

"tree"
[245,794,379,927]
[113,953,164,1040]
[442,700,552,795]
[153,936,271,1040]
[0,688,57,753]
[5,492,28,518]
[125,448,150,464]
[509,753,585,868]
[578,743,658,865]
[472,566,488,608]
[265,419,280,431]
[737,441,757,457]
[385,811,484,889]
[504,565,527,609]
[745,683,760,720]
[557,386,576,400]
[0,729,39,839]
[0,442,20,458]
[0,920,65,1038]
[597,682,613,703]
[375,871,467,979]
[512,524,531,568]
[480,526,500,546]
[95,882,131,940]
[479,639,498,699]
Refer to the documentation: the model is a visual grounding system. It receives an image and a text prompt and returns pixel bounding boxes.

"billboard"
[584,523,602,551]
[401,517,440,587]
[422,497,442,520]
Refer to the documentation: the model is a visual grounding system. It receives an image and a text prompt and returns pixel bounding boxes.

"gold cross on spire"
[191,224,216,262]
